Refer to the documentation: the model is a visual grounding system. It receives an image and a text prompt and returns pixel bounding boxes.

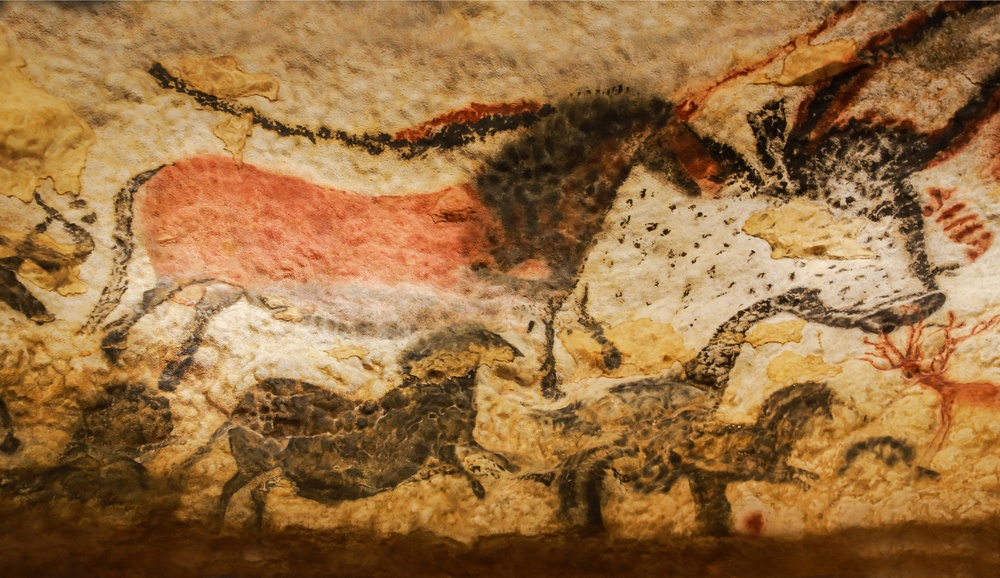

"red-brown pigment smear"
[927,82,1000,169]
[804,2,991,149]
[139,156,498,290]
[393,100,543,142]
[675,1,862,121]
[741,511,767,536]
[658,118,728,196]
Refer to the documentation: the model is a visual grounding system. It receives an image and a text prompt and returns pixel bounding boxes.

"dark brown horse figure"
[193,326,521,528]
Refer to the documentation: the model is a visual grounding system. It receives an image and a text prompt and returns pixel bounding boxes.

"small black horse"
[553,381,834,536]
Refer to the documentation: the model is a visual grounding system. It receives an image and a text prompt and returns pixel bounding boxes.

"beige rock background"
[0,2,998,576]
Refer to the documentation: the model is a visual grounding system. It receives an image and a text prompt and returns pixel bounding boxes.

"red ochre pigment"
[741,511,766,535]
[139,156,498,290]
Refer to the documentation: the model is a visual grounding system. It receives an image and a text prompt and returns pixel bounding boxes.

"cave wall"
[1,2,999,576]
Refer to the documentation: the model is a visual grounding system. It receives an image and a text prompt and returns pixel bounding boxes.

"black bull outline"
[82,4,999,399]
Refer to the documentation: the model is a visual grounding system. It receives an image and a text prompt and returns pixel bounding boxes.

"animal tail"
[81,166,167,334]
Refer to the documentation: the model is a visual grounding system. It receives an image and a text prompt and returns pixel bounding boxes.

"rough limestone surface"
[0,2,999,577]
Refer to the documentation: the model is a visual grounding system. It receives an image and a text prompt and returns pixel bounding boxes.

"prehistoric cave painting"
[546,379,833,536]
[0,42,97,324]
[0,384,173,506]
[0,193,95,324]
[536,291,844,536]
[922,187,994,262]
[862,310,1000,459]
[146,59,549,159]
[82,2,1000,403]
[0,1,986,544]
[838,436,936,480]
[185,327,520,528]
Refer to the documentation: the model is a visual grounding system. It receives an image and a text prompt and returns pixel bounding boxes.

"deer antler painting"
[1,2,999,576]
[863,309,1000,458]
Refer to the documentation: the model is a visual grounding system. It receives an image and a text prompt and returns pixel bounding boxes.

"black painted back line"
[147,63,553,159]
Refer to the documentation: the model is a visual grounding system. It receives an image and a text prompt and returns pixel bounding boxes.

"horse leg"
[581,464,609,530]
[577,284,622,371]
[687,473,732,537]
[0,398,20,455]
[158,284,244,391]
[467,441,519,474]
[218,428,279,528]
[101,279,184,363]
[539,290,576,399]
[440,444,486,499]
[556,445,622,531]
[248,476,278,532]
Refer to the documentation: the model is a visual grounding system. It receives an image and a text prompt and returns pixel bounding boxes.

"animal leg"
[556,445,623,530]
[687,473,732,537]
[159,284,244,391]
[467,441,519,474]
[926,398,955,461]
[539,292,572,399]
[218,469,257,529]
[179,420,233,471]
[219,428,280,527]
[0,264,53,324]
[248,475,278,532]
[101,279,184,363]
[577,285,622,372]
[0,398,21,455]
[582,465,608,530]
[440,444,486,499]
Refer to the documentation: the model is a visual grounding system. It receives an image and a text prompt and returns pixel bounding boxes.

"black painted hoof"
[0,433,20,454]
[157,370,179,392]
[541,370,565,400]
[470,479,486,499]
[916,466,940,480]
[101,334,127,364]
[602,345,622,371]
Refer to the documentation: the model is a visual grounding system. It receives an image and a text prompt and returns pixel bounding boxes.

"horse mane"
[474,92,676,283]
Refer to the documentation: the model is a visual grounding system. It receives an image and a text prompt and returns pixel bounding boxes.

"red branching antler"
[862,309,1000,458]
